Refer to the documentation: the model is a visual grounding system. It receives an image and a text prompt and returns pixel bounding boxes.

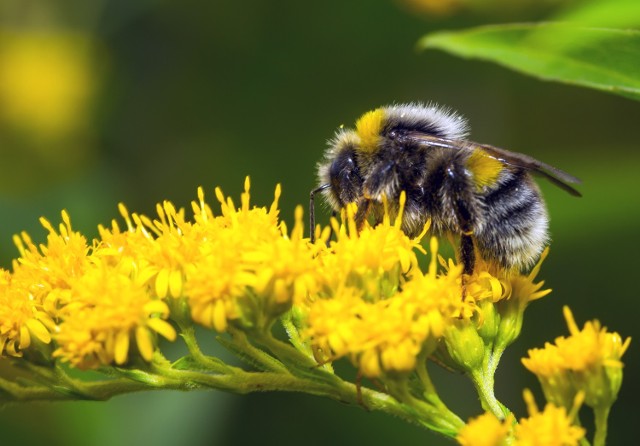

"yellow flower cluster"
[0,177,628,443]
[7,211,176,369]
[182,180,317,331]
[456,412,510,446]
[457,391,585,446]
[0,269,53,357]
[0,179,552,377]
[522,306,631,410]
[306,234,475,377]
[52,264,175,369]
[302,197,531,378]
[0,179,319,368]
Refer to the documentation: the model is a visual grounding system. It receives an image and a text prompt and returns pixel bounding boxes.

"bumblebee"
[310,103,581,274]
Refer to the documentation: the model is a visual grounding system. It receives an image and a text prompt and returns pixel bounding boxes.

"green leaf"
[556,0,640,29]
[419,23,640,101]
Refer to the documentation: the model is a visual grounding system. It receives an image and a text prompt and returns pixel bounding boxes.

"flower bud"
[443,319,486,373]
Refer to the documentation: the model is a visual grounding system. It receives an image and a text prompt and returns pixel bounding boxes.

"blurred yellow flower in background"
[396,0,462,16]
[0,30,95,140]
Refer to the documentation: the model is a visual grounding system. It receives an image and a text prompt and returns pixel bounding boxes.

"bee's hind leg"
[460,233,475,276]
[442,164,477,300]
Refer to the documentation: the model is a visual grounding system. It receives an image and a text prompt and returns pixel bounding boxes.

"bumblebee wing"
[404,132,582,197]
[476,142,582,197]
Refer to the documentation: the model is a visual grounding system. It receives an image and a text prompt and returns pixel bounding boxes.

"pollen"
[466,149,503,191]
[355,108,385,152]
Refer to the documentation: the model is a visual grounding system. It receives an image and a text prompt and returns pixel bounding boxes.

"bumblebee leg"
[355,198,372,232]
[309,184,330,243]
[460,233,475,275]
[458,233,476,304]
[445,166,477,275]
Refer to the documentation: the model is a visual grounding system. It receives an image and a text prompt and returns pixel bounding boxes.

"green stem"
[279,313,334,374]
[2,356,460,439]
[469,368,510,419]
[280,312,336,371]
[415,355,464,431]
[0,373,172,402]
[487,345,505,378]
[178,323,231,373]
[154,364,461,438]
[387,379,464,437]
[593,405,610,446]
[280,312,310,356]
[252,330,319,370]
[223,328,289,373]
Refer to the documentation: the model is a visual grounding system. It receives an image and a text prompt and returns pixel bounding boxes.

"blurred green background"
[0,0,637,445]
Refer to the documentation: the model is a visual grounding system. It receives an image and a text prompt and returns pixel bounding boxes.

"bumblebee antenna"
[309,184,330,243]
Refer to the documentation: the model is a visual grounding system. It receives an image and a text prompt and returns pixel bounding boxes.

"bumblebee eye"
[388,130,398,140]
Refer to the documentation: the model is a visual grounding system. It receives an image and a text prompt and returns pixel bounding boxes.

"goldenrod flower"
[434,257,506,374]
[53,262,176,370]
[522,306,630,410]
[514,390,585,446]
[505,249,553,304]
[215,177,282,239]
[94,207,158,281]
[183,179,316,332]
[306,232,465,378]
[521,341,572,409]
[0,30,94,138]
[457,391,585,446]
[183,233,256,332]
[315,197,424,303]
[307,286,440,377]
[456,412,510,446]
[118,201,200,300]
[12,211,92,315]
[433,250,551,420]
[0,269,54,358]
[490,249,552,351]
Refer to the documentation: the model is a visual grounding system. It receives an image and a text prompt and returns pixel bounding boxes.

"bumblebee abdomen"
[475,170,549,270]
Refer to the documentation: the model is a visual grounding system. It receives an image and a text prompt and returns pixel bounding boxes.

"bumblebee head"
[355,108,385,153]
